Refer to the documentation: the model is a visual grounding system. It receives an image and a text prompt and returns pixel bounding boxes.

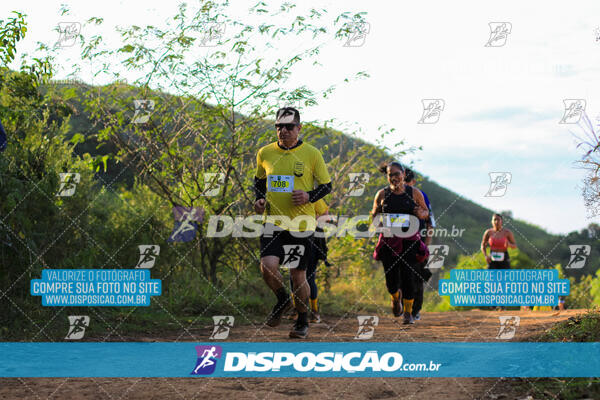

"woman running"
[371,161,429,324]
[481,213,517,269]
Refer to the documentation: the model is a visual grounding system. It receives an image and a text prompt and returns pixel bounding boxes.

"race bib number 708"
[268,175,294,192]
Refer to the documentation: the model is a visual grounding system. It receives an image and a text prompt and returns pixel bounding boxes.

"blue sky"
[3,0,600,234]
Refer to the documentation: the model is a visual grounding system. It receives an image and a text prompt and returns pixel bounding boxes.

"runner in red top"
[481,213,517,269]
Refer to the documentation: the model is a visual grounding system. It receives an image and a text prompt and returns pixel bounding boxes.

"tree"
[62,1,384,286]
[0,12,107,337]
[571,112,600,217]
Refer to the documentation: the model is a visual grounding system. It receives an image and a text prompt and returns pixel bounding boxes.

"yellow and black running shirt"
[256,141,331,232]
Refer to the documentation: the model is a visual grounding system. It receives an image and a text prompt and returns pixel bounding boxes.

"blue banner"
[1,342,598,377]
[30,269,161,306]
[439,269,569,306]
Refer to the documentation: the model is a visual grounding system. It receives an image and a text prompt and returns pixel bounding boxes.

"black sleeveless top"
[381,185,417,215]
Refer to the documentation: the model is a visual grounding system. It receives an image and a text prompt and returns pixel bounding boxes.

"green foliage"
[510,378,600,400]
[0,16,104,337]
[537,310,600,342]
[3,3,600,342]
[0,11,27,65]
[69,1,378,287]
[0,4,386,339]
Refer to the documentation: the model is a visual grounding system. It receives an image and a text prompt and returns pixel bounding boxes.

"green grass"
[505,310,600,399]
[537,309,600,342]
[508,378,600,400]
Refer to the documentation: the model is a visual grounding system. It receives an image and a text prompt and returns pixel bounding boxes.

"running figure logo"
[346,173,370,197]
[199,22,226,47]
[57,173,81,197]
[65,316,89,340]
[485,22,512,47]
[136,245,160,268]
[132,100,155,124]
[418,99,445,124]
[168,207,204,242]
[355,316,379,339]
[559,99,586,124]
[281,245,305,269]
[203,173,225,197]
[55,22,81,47]
[191,345,222,375]
[343,22,371,47]
[485,172,512,197]
[566,245,591,269]
[209,316,234,340]
[496,316,520,340]
[426,245,449,269]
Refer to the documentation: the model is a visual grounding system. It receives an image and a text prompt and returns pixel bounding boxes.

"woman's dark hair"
[378,161,405,174]
[404,168,415,182]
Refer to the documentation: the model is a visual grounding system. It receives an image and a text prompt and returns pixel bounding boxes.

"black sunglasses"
[275,123,297,131]
[387,172,402,178]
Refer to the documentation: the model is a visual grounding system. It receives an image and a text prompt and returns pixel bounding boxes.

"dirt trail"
[0,309,583,400]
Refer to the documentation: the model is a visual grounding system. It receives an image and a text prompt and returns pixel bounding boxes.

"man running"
[254,107,332,339]
[404,168,434,321]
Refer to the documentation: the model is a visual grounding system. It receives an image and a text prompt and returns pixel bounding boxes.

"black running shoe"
[289,321,309,339]
[392,298,403,317]
[266,297,292,327]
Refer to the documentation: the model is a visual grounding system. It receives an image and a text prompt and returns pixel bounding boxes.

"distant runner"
[481,213,517,270]
[404,168,434,321]
[371,162,429,324]
[254,107,332,339]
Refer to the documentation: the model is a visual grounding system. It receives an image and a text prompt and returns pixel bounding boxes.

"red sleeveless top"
[489,232,508,251]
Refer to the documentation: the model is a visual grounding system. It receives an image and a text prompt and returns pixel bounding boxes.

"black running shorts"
[488,251,511,270]
[260,223,313,271]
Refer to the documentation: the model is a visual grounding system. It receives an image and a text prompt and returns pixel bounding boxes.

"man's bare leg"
[290,268,309,313]
[261,256,291,327]
[260,255,284,291]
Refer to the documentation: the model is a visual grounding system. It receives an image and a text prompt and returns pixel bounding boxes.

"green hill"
[49,80,600,277]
